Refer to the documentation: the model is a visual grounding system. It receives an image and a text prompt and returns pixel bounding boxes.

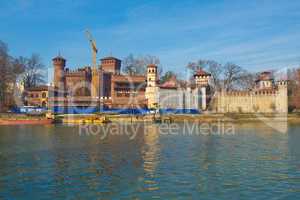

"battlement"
[276,80,288,86]
[223,91,252,96]
[253,89,277,96]
[64,67,92,76]
[221,89,278,97]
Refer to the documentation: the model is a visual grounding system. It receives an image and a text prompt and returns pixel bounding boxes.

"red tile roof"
[256,71,273,81]
[147,64,157,68]
[194,69,211,76]
[159,76,178,89]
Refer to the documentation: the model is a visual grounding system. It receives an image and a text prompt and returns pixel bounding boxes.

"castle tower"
[145,64,159,109]
[276,80,288,113]
[193,69,211,110]
[147,64,158,87]
[255,71,274,90]
[100,57,121,74]
[52,55,66,90]
[194,68,211,87]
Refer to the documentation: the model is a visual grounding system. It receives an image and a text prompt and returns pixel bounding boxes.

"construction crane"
[85,30,98,69]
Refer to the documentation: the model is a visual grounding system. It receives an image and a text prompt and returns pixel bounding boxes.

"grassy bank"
[2,112,300,124]
[161,113,300,123]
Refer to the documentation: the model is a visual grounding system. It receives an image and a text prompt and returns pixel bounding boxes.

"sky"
[1,0,300,79]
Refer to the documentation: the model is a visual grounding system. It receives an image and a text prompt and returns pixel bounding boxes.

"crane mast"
[85,30,98,69]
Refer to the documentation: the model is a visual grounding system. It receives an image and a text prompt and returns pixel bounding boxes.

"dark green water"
[0,123,299,199]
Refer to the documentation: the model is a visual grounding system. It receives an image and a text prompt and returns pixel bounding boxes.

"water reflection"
[0,123,299,199]
[141,124,160,192]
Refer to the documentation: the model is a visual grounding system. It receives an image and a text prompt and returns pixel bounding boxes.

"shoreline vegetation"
[1,112,300,125]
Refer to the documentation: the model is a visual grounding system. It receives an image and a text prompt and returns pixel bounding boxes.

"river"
[0,122,299,199]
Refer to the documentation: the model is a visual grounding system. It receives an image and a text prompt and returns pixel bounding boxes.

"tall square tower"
[100,57,121,74]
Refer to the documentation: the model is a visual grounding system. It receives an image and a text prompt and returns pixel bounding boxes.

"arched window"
[42,92,47,98]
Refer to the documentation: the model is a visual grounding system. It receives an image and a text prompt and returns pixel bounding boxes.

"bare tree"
[236,72,258,90]
[12,56,26,80]
[122,54,161,75]
[223,63,246,91]
[22,54,45,89]
[160,71,177,84]
[288,68,300,111]
[0,41,11,111]
[0,41,25,111]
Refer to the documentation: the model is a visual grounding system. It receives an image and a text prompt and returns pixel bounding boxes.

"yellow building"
[24,85,49,107]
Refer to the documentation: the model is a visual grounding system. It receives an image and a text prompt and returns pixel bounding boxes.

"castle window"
[42,92,47,98]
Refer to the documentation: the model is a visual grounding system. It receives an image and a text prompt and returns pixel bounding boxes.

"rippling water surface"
[0,122,299,199]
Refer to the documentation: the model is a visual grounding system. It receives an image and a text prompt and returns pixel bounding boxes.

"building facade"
[49,55,147,111]
[24,85,49,107]
[145,65,211,111]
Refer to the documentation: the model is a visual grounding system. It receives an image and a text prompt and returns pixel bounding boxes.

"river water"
[0,122,299,199]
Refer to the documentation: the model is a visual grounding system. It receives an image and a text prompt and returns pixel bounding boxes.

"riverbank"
[56,113,300,124]
[0,113,53,125]
[1,113,300,125]
[161,113,300,123]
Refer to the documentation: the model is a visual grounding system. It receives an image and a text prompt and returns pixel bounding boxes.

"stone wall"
[214,83,288,113]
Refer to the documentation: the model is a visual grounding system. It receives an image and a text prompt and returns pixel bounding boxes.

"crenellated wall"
[215,81,288,113]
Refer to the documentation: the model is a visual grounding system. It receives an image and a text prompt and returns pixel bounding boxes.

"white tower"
[145,64,159,109]
[147,64,158,87]
[193,69,211,111]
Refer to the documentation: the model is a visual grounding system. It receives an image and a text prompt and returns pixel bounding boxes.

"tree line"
[122,54,300,112]
[122,55,257,91]
[0,40,45,111]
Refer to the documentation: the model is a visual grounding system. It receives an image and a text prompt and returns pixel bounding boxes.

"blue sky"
[1,0,300,77]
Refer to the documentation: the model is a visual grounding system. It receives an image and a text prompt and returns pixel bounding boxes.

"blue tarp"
[12,106,200,115]
[50,106,200,115]
[51,106,151,115]
[159,109,200,114]
[11,107,47,114]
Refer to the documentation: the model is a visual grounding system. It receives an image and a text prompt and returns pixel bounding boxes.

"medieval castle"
[24,56,288,114]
